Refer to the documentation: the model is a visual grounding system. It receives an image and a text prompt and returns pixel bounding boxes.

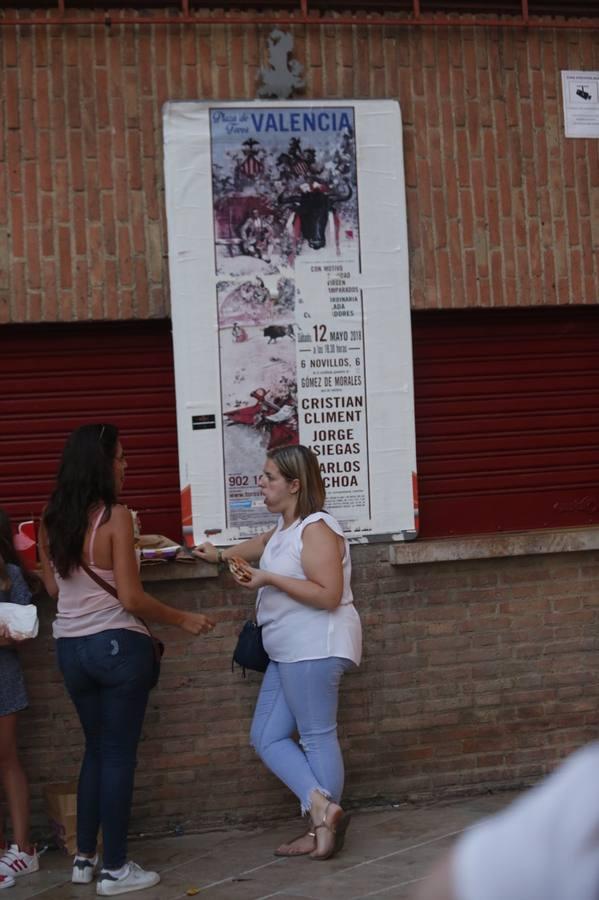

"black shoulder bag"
[232,619,269,676]
[232,585,269,677]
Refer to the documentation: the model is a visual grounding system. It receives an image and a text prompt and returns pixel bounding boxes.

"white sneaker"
[0,844,39,879]
[72,853,99,884]
[96,861,160,896]
[0,874,15,891]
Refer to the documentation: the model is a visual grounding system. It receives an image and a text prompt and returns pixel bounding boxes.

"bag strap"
[79,558,156,641]
[80,558,118,598]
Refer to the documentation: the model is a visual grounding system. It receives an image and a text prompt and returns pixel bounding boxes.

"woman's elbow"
[118,592,144,613]
[322,588,343,610]
[41,578,59,600]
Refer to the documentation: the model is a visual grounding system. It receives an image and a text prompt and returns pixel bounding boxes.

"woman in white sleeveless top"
[195,444,362,861]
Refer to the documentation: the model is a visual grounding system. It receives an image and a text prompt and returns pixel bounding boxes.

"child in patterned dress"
[0,510,39,889]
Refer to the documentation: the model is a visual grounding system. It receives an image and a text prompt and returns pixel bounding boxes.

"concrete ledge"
[389,526,599,566]
[140,559,218,582]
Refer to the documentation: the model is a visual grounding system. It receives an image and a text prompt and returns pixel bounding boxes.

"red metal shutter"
[3,309,599,543]
[412,307,599,538]
[0,321,182,540]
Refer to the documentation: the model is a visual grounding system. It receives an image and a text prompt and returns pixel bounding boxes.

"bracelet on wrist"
[216,548,226,570]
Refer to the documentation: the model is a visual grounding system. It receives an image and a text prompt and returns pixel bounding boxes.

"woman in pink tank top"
[39,423,215,896]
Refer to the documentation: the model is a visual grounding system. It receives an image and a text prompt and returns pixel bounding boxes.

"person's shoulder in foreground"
[414,741,599,900]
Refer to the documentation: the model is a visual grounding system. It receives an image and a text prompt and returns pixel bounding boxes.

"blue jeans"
[250,657,354,814]
[56,629,155,869]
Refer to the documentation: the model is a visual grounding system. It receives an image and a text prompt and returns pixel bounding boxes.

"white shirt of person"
[256,511,362,665]
[453,741,599,900]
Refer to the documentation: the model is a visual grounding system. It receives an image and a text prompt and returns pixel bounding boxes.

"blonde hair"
[267,444,325,520]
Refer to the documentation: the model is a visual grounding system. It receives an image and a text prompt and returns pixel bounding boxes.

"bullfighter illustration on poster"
[211,106,367,529]
[163,100,417,544]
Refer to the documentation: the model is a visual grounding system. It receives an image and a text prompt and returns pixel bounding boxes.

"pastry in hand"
[227,556,253,583]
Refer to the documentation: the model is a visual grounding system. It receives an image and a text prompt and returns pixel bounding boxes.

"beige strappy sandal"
[310,801,352,861]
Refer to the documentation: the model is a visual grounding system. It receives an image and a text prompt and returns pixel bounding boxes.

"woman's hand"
[230,566,269,590]
[192,529,275,568]
[192,542,219,564]
[179,611,216,635]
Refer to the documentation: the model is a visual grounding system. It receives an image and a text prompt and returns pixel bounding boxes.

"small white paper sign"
[561,71,599,138]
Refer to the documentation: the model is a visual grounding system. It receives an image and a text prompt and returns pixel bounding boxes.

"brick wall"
[19,547,599,839]
[4,9,599,841]
[1,13,598,322]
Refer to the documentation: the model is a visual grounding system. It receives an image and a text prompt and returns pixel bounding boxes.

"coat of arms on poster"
[163,100,417,544]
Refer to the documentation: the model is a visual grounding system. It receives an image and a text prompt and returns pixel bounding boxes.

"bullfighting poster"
[163,100,417,544]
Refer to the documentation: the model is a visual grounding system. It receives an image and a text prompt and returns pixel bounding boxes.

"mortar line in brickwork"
[0,13,597,29]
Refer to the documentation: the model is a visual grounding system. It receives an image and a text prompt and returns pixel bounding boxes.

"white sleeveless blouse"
[256,511,362,665]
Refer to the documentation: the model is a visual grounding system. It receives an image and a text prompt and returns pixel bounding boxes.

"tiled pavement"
[10,793,515,899]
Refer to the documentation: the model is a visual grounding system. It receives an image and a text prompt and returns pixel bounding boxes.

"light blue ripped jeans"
[250,656,355,814]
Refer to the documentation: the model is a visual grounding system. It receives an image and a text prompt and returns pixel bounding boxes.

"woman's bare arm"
[193,529,275,566]
[38,509,213,635]
[109,506,214,635]
[235,521,345,611]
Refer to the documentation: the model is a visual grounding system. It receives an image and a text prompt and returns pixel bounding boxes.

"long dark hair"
[43,424,120,578]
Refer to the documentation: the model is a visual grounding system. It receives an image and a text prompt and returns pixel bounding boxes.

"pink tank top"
[52,507,149,639]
